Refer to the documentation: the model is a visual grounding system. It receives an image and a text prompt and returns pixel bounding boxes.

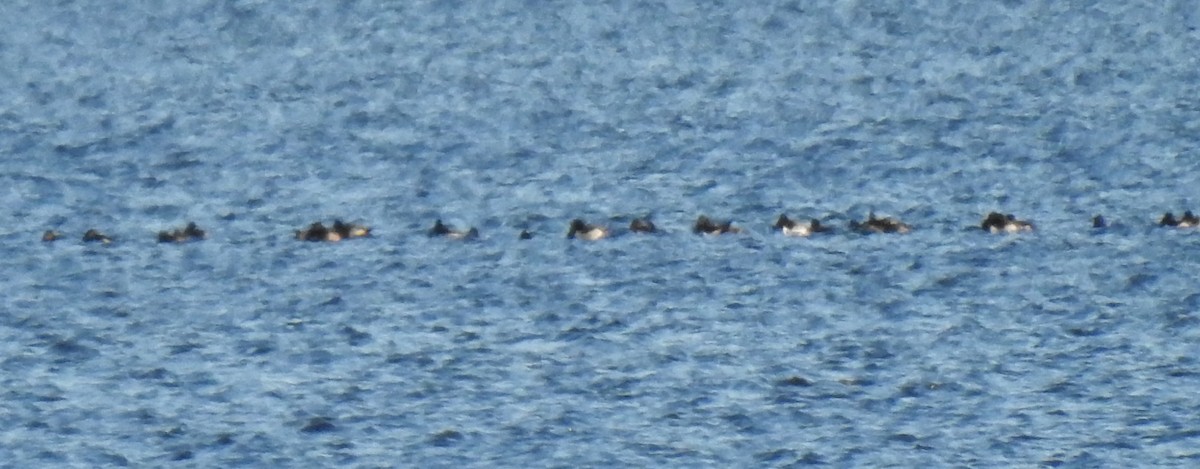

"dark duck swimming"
[629,217,658,234]
[849,212,911,234]
[157,222,207,243]
[693,215,742,235]
[82,229,113,244]
[296,220,371,242]
[1160,211,1199,228]
[428,219,478,240]
[981,212,1033,233]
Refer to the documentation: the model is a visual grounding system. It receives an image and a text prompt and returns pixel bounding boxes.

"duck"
[518,230,534,240]
[774,214,830,237]
[629,217,658,234]
[1092,215,1107,229]
[693,215,742,235]
[980,212,1033,233]
[183,222,206,239]
[82,229,112,244]
[849,212,912,234]
[42,230,62,242]
[158,230,181,243]
[332,219,372,239]
[157,222,207,243]
[567,219,608,241]
[295,220,371,242]
[295,222,338,242]
[428,219,478,240]
[1159,211,1199,228]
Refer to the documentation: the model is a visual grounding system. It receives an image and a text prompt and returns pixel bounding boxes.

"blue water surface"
[2,1,1200,467]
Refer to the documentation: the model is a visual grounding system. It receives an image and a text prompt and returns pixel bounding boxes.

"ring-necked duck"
[981,212,1033,233]
[849,212,912,234]
[42,230,62,242]
[629,217,658,234]
[693,215,742,235]
[82,229,112,244]
[567,219,608,240]
[428,219,478,240]
[774,214,830,237]
[157,222,207,243]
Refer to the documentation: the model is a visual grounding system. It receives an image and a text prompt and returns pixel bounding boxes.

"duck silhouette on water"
[980,212,1033,233]
[428,219,478,240]
[849,212,911,234]
[82,229,113,244]
[693,215,742,235]
[629,216,658,234]
[1160,211,1199,228]
[158,222,207,243]
[567,219,608,241]
[296,220,371,242]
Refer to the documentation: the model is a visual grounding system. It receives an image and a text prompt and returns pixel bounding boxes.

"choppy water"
[2,1,1200,467]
